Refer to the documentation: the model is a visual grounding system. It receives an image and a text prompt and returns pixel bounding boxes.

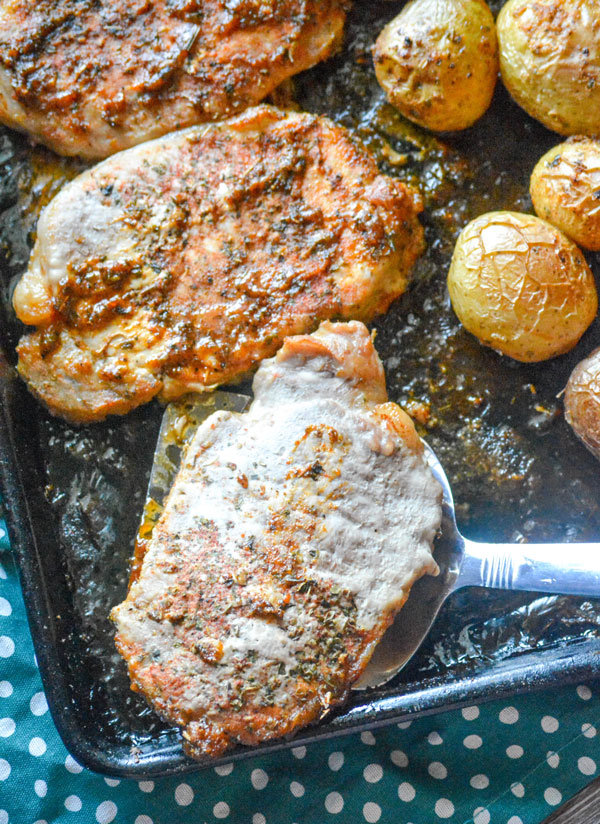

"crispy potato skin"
[373,0,498,132]
[531,137,600,251]
[447,211,598,362]
[497,0,600,136]
[564,347,600,461]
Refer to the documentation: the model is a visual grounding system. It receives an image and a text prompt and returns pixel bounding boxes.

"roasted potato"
[373,0,498,132]
[564,347,600,461]
[497,0,600,136]
[447,211,598,362]
[530,137,600,251]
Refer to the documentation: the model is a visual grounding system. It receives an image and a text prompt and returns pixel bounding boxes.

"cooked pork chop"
[0,0,348,158]
[112,321,442,759]
[13,106,424,424]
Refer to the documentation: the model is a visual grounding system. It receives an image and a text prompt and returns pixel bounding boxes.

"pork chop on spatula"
[112,321,443,760]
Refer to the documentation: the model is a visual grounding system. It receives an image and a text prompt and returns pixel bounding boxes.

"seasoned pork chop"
[112,321,442,759]
[0,0,348,158]
[13,106,424,424]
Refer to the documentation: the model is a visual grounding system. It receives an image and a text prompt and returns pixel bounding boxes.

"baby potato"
[564,347,600,461]
[497,0,600,136]
[373,0,498,132]
[531,137,600,251]
[447,211,598,362]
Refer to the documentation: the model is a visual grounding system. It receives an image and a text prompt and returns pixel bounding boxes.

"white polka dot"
[470,774,489,789]
[328,752,344,771]
[361,731,376,745]
[464,735,482,749]
[0,598,11,617]
[506,745,524,759]
[290,781,305,798]
[0,682,12,698]
[541,716,559,733]
[546,751,560,769]
[138,781,154,793]
[325,791,344,814]
[363,802,381,823]
[104,778,119,787]
[0,718,14,737]
[35,780,48,798]
[96,801,117,823]
[0,562,5,578]
[0,760,10,781]
[65,755,83,774]
[582,723,597,738]
[578,756,596,776]
[390,750,408,768]
[461,706,479,720]
[0,813,6,824]
[428,762,448,780]
[29,692,48,717]
[473,807,490,824]
[499,706,519,725]
[511,782,525,798]
[397,720,412,729]
[0,637,14,658]
[214,762,233,776]
[364,764,383,783]
[398,782,416,802]
[251,769,268,790]
[292,746,306,759]
[544,787,562,806]
[29,737,46,756]
[252,816,265,824]
[135,817,153,824]
[577,685,592,701]
[213,802,230,819]
[434,798,455,818]
[428,731,443,745]
[65,796,82,812]
[175,784,194,806]
[507,818,523,824]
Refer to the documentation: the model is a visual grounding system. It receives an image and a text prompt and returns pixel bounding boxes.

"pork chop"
[0,0,348,158]
[111,320,442,759]
[13,106,425,424]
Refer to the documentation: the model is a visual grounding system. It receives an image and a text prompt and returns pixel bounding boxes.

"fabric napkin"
[1,518,600,824]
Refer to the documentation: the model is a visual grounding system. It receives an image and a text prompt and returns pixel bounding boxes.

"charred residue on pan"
[0,0,598,746]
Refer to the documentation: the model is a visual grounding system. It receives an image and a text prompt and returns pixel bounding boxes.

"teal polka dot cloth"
[2,524,600,824]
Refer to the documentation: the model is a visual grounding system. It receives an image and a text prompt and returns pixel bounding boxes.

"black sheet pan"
[1,0,600,777]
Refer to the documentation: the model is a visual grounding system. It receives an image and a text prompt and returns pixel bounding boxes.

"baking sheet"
[1,0,599,776]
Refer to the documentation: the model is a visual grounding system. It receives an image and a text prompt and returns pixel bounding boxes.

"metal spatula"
[355,442,600,688]
[139,397,600,691]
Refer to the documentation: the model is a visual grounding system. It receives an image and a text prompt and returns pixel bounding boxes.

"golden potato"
[373,0,498,132]
[564,347,600,461]
[497,0,600,136]
[531,137,600,251]
[447,211,598,362]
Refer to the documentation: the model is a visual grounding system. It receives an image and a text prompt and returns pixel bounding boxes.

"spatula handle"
[458,538,600,598]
